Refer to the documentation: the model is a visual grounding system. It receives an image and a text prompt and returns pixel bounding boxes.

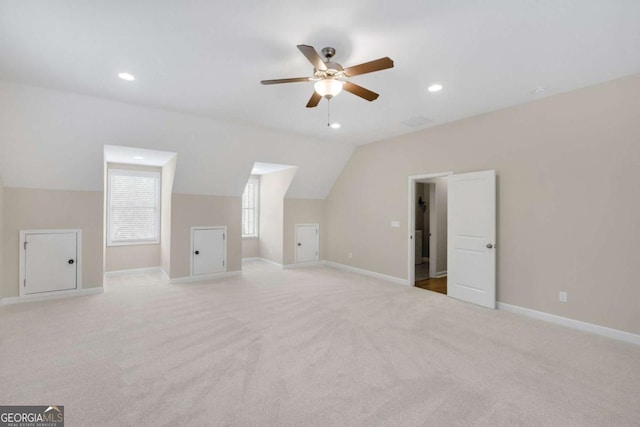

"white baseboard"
[159,268,170,281]
[283,261,321,269]
[323,261,408,286]
[498,302,640,346]
[169,271,242,284]
[104,266,163,277]
[435,270,448,278]
[0,287,104,306]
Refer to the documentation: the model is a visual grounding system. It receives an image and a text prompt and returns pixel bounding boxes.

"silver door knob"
[486,244,493,249]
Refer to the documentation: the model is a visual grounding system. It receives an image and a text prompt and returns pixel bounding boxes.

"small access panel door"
[191,227,226,276]
[20,230,79,296]
[295,224,319,264]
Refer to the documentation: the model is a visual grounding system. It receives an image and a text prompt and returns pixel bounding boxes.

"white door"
[447,170,496,309]
[22,231,78,295]
[295,224,319,263]
[192,227,226,276]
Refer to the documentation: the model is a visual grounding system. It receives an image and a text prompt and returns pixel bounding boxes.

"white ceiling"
[104,145,177,167]
[1,1,640,146]
[251,162,296,176]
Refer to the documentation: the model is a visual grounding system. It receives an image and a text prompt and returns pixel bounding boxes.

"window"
[242,177,259,238]
[108,169,161,246]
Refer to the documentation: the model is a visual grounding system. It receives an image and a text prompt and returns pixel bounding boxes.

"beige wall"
[160,157,177,276]
[2,188,103,297]
[169,193,241,278]
[242,238,259,259]
[259,168,296,264]
[283,198,325,266]
[104,163,162,272]
[325,73,640,335]
[0,177,4,294]
[104,245,161,272]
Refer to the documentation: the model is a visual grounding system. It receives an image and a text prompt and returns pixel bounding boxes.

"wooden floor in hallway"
[415,276,447,295]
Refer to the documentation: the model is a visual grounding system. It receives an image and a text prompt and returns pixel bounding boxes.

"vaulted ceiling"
[2,0,639,146]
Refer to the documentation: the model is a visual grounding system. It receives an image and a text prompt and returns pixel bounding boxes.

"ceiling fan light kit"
[314,79,343,98]
[261,44,394,108]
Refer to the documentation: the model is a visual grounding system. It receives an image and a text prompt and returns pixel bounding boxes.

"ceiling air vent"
[401,116,433,128]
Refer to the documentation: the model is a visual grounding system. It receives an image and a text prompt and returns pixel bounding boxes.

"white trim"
[104,266,163,277]
[169,270,241,284]
[159,268,170,281]
[284,261,320,269]
[190,226,227,276]
[324,261,408,286]
[294,223,319,264]
[1,287,103,306]
[435,270,448,278]
[19,229,83,297]
[407,172,453,286]
[255,257,283,268]
[498,302,640,346]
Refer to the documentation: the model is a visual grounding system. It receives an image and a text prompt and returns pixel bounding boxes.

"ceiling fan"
[261,44,394,108]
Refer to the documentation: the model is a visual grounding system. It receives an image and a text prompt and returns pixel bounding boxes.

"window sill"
[242,236,259,240]
[107,240,160,247]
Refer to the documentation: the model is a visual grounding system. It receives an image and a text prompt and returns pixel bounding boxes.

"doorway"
[408,170,497,309]
[410,174,450,294]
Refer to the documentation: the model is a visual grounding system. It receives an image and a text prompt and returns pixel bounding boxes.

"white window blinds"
[108,169,161,245]
[242,177,259,237]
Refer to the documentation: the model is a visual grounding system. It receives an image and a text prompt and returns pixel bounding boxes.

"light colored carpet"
[1,266,639,426]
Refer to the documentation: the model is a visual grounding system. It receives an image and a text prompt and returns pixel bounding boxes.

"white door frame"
[294,223,319,264]
[407,172,452,286]
[190,226,227,276]
[19,229,83,297]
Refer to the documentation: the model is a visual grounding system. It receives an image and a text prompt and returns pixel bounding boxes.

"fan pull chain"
[327,97,331,127]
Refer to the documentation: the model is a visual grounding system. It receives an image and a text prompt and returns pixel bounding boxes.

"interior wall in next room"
[169,193,241,279]
[433,177,448,274]
[259,168,297,265]
[1,187,103,297]
[283,198,325,266]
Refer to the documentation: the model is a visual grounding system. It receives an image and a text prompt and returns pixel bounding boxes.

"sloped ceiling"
[0,81,352,198]
[1,1,639,198]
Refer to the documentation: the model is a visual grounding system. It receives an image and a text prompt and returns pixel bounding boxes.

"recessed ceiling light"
[531,86,546,95]
[133,155,144,160]
[118,72,135,81]
[329,123,341,129]
[428,83,443,92]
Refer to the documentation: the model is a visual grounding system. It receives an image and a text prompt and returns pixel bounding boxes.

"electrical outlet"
[348,252,352,259]
[559,291,568,303]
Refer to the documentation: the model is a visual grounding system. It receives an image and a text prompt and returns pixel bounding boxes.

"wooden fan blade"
[297,45,327,71]
[343,82,379,101]
[343,57,394,77]
[306,91,322,108]
[261,77,311,85]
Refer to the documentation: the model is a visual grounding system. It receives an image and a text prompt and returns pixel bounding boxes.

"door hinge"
[24,241,28,250]
[23,279,26,287]
[222,260,225,267]
[316,229,318,234]
[223,233,225,240]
